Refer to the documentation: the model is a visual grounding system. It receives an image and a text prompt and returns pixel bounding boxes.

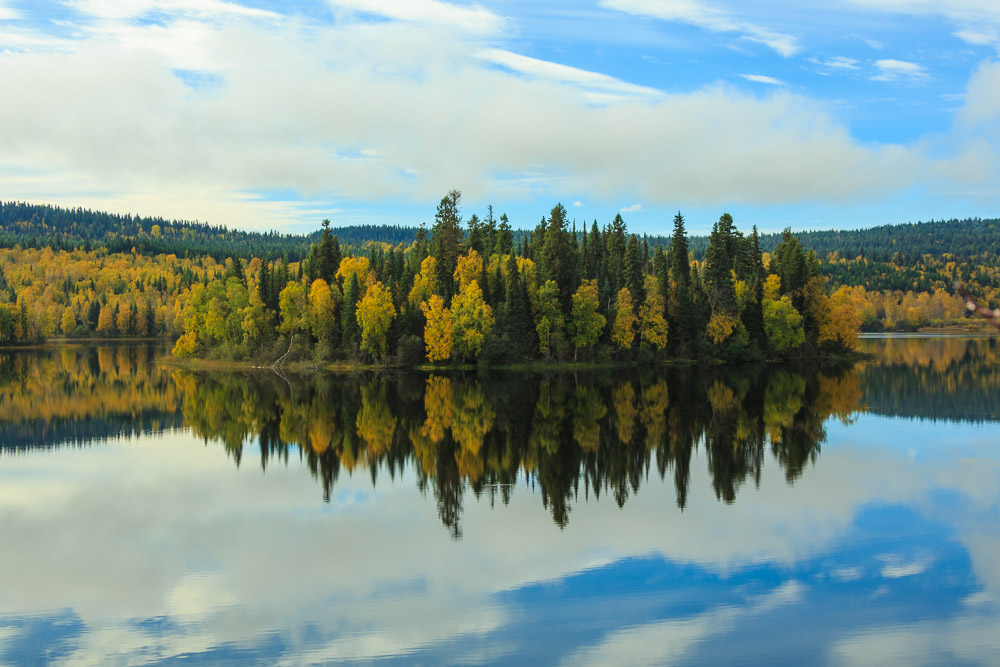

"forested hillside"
[0,201,414,261]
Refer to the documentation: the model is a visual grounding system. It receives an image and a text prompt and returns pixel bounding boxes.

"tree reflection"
[168,364,866,535]
[29,340,1000,535]
[0,343,180,449]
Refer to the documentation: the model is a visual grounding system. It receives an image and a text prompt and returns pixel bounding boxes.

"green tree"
[536,279,566,357]
[570,278,605,357]
[764,296,805,353]
[432,190,464,299]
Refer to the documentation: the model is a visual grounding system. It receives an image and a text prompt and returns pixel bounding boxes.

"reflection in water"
[1,340,999,664]
[0,343,182,450]
[172,365,864,535]
[858,336,1000,422]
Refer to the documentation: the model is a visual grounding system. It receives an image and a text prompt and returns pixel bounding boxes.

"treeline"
[7,200,999,273]
[2,197,994,351]
[173,191,861,365]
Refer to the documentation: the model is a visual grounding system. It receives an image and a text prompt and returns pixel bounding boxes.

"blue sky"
[1,0,999,235]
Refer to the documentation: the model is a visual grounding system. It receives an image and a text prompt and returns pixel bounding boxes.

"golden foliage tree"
[420,294,453,362]
[307,278,339,342]
[454,250,484,291]
[336,255,371,288]
[278,280,309,335]
[408,256,438,308]
[638,275,668,351]
[611,287,637,350]
[356,280,396,359]
[451,281,494,360]
[60,306,77,335]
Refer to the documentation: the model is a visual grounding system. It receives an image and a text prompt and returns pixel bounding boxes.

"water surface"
[1,338,998,665]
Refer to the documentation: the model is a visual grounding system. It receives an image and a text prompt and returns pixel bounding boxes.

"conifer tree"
[341,273,361,354]
[431,190,464,300]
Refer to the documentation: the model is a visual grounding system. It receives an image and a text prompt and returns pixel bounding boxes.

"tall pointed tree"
[431,190,464,300]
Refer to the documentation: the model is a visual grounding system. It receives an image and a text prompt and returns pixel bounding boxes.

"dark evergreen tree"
[668,212,694,355]
[431,190,464,300]
[624,234,645,303]
[500,255,537,361]
[317,219,339,284]
[541,203,574,311]
[496,214,514,256]
[606,213,628,294]
[466,213,484,254]
[341,273,361,355]
[742,226,767,347]
[704,216,737,317]
[258,261,272,313]
[484,205,497,258]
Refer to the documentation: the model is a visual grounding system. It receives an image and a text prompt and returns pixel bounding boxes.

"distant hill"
[2,201,997,268]
[0,201,415,261]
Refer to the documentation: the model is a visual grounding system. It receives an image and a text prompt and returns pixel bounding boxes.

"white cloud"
[620,202,644,212]
[740,73,784,85]
[479,48,664,102]
[564,581,805,667]
[327,0,503,34]
[844,0,1000,48]
[1,412,1000,663]
[0,1,19,21]
[958,60,1000,126]
[953,29,998,46]
[573,200,583,207]
[64,0,281,21]
[872,58,928,82]
[599,0,801,57]
[0,3,994,230]
[811,56,860,71]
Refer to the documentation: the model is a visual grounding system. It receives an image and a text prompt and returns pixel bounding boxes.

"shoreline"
[160,351,871,374]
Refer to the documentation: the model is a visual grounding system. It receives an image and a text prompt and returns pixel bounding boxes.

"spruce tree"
[431,190,464,300]
[496,214,513,256]
[341,273,361,355]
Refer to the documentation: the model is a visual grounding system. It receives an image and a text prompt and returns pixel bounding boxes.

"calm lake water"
[1,337,999,665]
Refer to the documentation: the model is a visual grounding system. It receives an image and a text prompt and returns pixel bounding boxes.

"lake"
[1,337,999,665]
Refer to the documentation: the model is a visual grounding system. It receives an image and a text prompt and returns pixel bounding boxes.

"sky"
[1,1,999,235]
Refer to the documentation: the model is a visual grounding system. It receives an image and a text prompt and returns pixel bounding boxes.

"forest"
[167,191,864,365]
[0,193,996,360]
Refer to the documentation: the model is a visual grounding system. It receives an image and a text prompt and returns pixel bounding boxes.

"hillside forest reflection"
[3,337,996,536]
